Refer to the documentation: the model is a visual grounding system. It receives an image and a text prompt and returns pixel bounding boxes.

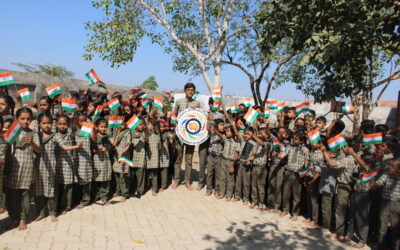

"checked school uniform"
[34,133,57,217]
[305,149,324,223]
[131,131,147,195]
[92,134,112,201]
[282,144,309,216]
[206,131,224,194]
[0,137,10,210]
[7,130,39,222]
[74,130,93,206]
[234,137,258,202]
[54,131,75,211]
[251,140,271,206]
[333,155,358,236]
[160,131,173,189]
[220,137,239,198]
[112,129,132,199]
[146,131,160,192]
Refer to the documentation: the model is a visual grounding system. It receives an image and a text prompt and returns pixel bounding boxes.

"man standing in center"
[172,83,202,190]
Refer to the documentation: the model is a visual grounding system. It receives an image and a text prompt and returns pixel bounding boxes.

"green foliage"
[136,75,158,90]
[13,62,75,78]
[259,0,399,102]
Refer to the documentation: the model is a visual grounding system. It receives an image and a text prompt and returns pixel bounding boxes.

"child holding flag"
[280,131,309,221]
[6,107,41,230]
[0,116,10,214]
[159,118,174,192]
[92,118,113,205]
[74,112,94,209]
[54,115,82,214]
[131,119,147,197]
[146,113,161,196]
[112,119,132,202]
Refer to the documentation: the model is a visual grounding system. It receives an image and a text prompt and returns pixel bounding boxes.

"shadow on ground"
[203,218,347,250]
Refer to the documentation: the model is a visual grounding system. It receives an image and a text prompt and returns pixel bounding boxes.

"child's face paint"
[39,117,53,134]
[97,122,108,135]
[57,118,69,133]
[38,99,50,112]
[17,112,33,129]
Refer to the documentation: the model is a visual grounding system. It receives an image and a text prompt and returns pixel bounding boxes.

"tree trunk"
[351,94,362,136]
[250,80,258,106]
[255,78,262,107]
[361,89,374,121]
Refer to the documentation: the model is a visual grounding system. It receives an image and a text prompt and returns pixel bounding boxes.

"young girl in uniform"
[34,111,58,222]
[6,107,41,230]
[92,118,113,205]
[159,118,173,191]
[54,115,82,214]
[131,119,147,197]
[74,112,93,209]
[146,115,160,196]
[112,119,132,202]
[0,116,10,214]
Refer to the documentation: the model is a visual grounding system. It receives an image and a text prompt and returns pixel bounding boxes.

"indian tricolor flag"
[244,107,259,124]
[93,105,103,117]
[265,99,278,110]
[342,105,354,114]
[3,120,22,144]
[61,98,77,112]
[17,88,31,100]
[170,113,177,124]
[264,107,270,118]
[242,98,252,108]
[327,134,347,151]
[277,102,285,113]
[298,165,311,178]
[132,89,144,97]
[108,116,123,128]
[362,133,383,145]
[272,139,281,151]
[46,83,62,98]
[118,157,134,167]
[296,101,310,114]
[308,129,321,144]
[237,120,246,130]
[141,98,150,108]
[108,98,120,111]
[207,118,216,126]
[0,72,15,86]
[85,69,100,86]
[361,169,379,184]
[127,115,140,131]
[97,80,107,89]
[140,93,148,99]
[212,92,222,101]
[213,86,223,92]
[211,99,220,111]
[79,122,94,138]
[230,103,239,114]
[153,96,163,110]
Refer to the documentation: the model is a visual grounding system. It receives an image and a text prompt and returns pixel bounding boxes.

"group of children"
[0,82,399,249]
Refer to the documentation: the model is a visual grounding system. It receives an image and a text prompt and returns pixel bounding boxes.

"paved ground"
[0,155,359,250]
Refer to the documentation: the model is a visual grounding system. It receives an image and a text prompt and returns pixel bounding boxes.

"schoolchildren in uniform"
[131,119,147,197]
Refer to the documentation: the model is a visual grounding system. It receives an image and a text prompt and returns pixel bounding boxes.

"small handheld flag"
[244,107,259,124]
[212,92,222,101]
[237,120,246,130]
[3,120,22,144]
[170,113,177,124]
[265,100,278,110]
[97,80,107,89]
[208,118,216,126]
[108,98,120,111]
[272,139,281,151]
[141,98,150,108]
[295,102,310,114]
[193,91,199,100]
[140,93,148,99]
[17,88,31,101]
[153,96,163,111]
[277,102,285,113]
[342,105,354,114]
[118,157,134,167]
[132,89,144,97]
[230,104,239,114]
[85,69,100,86]
[0,72,15,86]
[127,115,140,131]
[298,165,312,178]
[264,107,270,118]
[46,83,62,98]
[362,133,383,145]
[108,116,124,128]
[79,122,94,138]
[61,98,77,112]
[327,134,347,151]
[211,99,220,111]
[93,105,103,118]
[360,169,379,184]
[242,98,252,108]
[307,129,321,144]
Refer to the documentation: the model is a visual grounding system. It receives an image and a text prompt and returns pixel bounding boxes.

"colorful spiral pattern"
[176,108,209,145]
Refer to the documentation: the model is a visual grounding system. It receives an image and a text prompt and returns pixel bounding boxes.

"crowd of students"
[0,82,399,249]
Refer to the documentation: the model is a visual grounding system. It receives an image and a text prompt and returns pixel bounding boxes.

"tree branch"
[367,69,400,91]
